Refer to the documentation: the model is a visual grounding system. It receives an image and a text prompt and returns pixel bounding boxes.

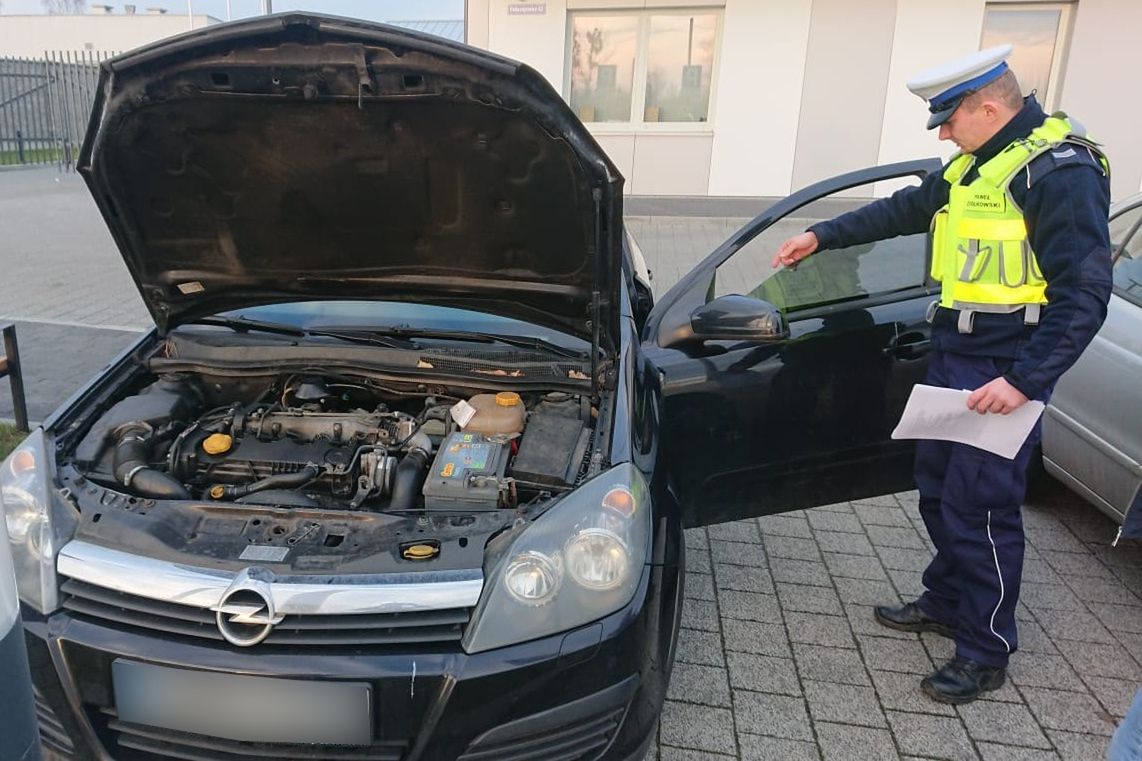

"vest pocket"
[930,209,948,282]
[998,240,1029,287]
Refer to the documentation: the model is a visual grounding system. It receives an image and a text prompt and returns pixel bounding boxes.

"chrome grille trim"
[57,540,483,615]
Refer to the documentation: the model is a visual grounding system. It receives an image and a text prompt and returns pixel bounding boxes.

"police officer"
[773,45,1112,704]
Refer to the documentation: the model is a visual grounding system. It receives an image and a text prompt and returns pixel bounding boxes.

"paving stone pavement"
[0,320,142,425]
[645,485,1140,761]
[3,167,1139,760]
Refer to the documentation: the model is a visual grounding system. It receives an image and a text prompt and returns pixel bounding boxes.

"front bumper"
[22,521,682,761]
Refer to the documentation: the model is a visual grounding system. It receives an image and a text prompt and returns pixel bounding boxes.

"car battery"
[422,432,512,510]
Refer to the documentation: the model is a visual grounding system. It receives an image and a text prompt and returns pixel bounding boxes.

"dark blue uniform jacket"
[808,97,1112,400]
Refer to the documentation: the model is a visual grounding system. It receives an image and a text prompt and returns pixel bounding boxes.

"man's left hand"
[967,377,1029,415]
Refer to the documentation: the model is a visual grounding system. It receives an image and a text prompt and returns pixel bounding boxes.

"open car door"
[642,159,942,527]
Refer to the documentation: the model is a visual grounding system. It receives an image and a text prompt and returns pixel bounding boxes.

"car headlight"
[504,551,563,606]
[463,463,652,654]
[1,429,64,614]
[565,528,629,591]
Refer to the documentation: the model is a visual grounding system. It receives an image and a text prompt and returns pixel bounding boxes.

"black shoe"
[873,601,955,638]
[921,656,1006,704]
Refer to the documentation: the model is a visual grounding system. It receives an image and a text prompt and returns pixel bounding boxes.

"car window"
[1110,201,1142,307]
[712,177,928,314]
[1112,242,1142,307]
[1113,253,1142,306]
[1109,202,1142,256]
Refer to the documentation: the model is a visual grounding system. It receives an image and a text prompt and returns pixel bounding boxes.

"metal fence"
[0,51,115,170]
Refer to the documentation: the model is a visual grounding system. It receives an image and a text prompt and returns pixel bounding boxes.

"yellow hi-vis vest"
[929,114,1109,332]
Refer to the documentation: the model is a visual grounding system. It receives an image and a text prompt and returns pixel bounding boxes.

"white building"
[1,2,1136,199]
[465,0,1142,201]
[0,8,220,57]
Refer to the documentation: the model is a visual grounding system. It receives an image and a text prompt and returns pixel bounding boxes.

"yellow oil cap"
[208,484,226,500]
[495,391,521,407]
[202,433,233,455]
[402,544,440,561]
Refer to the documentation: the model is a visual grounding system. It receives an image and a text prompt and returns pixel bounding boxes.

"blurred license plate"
[112,660,372,745]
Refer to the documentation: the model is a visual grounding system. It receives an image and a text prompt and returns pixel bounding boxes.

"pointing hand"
[772,231,819,269]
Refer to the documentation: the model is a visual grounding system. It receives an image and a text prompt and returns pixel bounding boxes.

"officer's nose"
[938,123,952,141]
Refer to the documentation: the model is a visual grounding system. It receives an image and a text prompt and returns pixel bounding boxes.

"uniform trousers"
[913,350,1051,668]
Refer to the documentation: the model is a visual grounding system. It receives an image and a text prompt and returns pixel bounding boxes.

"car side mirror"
[689,294,789,343]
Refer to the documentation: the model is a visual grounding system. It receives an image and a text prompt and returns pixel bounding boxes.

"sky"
[0,0,464,22]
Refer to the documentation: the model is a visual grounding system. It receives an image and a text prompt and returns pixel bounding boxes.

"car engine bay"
[70,371,599,516]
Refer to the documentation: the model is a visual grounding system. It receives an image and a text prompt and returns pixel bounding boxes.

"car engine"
[72,372,594,513]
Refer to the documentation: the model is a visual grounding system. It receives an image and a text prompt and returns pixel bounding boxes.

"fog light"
[565,528,629,591]
[503,551,562,606]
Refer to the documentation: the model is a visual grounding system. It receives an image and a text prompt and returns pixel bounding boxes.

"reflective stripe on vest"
[929,114,1109,313]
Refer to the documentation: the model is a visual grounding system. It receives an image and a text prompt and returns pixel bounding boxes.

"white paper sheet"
[891,384,1045,460]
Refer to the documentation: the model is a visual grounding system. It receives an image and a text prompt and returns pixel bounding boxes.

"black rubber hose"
[216,465,320,500]
[129,469,192,500]
[389,448,430,511]
[113,425,191,500]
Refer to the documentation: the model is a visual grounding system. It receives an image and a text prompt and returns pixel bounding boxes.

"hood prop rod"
[591,187,604,403]
[353,45,374,109]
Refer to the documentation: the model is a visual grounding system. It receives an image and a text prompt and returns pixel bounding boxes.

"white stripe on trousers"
[986,510,1012,653]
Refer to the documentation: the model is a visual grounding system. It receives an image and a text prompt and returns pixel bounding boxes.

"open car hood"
[79,13,623,351]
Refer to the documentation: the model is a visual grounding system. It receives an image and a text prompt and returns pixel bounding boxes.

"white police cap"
[907,45,1014,130]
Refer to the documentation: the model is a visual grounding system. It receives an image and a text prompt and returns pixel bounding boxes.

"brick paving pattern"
[648,487,1140,760]
[2,167,1139,759]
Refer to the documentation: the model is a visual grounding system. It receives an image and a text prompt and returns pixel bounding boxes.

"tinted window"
[713,177,928,313]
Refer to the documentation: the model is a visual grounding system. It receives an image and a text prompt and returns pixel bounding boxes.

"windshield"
[220,301,591,351]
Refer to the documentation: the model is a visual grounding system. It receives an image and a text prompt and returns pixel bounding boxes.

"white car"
[1041,193,1142,539]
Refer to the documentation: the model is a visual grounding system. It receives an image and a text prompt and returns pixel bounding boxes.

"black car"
[1,14,942,761]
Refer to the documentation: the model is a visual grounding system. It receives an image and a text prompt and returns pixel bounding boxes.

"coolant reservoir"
[464,392,525,435]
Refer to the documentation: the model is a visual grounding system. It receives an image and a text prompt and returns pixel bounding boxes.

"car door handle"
[883,333,931,359]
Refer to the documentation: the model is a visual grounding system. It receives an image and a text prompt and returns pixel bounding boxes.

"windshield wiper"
[187,316,417,349]
[314,325,591,361]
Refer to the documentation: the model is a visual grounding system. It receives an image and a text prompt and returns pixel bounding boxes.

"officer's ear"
[977,99,1002,122]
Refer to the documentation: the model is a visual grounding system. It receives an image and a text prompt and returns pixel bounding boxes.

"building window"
[567,9,721,128]
[980,2,1075,110]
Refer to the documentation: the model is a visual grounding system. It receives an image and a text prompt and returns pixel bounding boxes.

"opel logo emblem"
[211,568,284,647]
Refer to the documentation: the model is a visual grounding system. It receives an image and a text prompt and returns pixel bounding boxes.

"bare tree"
[43,0,87,13]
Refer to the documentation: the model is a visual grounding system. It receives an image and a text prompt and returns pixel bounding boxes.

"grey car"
[1041,193,1142,539]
